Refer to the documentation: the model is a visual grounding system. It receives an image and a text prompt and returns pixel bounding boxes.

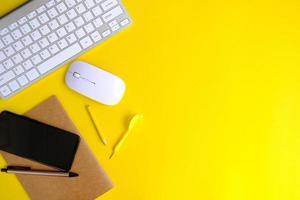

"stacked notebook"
[1,96,113,200]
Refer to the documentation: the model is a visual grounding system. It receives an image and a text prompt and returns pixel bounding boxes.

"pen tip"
[103,139,107,145]
[69,172,79,177]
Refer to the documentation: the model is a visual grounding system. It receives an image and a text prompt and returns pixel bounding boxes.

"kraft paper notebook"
[1,96,113,200]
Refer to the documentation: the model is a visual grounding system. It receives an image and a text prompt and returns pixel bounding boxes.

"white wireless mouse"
[65,61,126,106]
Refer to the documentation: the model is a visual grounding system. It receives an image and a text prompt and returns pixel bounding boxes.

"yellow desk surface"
[1,0,300,199]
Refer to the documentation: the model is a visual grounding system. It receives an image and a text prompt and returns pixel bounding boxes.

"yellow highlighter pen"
[110,114,144,159]
[86,105,107,145]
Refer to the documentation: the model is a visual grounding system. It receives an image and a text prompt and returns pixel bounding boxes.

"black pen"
[1,166,78,178]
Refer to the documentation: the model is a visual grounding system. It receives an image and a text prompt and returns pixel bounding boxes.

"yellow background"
[1,0,300,199]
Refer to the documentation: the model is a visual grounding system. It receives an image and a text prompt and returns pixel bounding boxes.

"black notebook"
[0,111,80,171]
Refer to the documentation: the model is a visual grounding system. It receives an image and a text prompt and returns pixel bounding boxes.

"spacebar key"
[37,43,82,74]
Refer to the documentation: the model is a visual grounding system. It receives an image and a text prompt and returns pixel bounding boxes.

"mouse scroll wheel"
[73,72,81,79]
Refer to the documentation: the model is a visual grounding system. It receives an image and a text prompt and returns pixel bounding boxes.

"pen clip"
[7,166,31,170]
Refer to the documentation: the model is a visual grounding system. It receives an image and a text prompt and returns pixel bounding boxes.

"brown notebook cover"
[1,96,113,200]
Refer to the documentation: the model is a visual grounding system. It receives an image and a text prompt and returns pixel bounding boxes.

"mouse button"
[67,75,96,97]
[95,79,125,104]
[112,81,126,98]
[69,62,88,73]
[81,70,104,84]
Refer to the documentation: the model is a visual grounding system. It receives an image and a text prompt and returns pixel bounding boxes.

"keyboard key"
[31,54,42,65]
[48,32,59,43]
[12,54,23,64]
[56,27,67,38]
[46,0,56,8]
[2,34,14,45]
[40,25,51,35]
[38,43,82,74]
[84,23,95,33]
[49,19,60,30]
[8,80,20,91]
[91,31,102,42]
[108,20,117,27]
[39,38,50,48]
[49,44,60,54]
[102,29,111,37]
[65,22,76,32]
[75,28,86,38]
[0,52,6,61]
[21,48,32,59]
[17,75,29,86]
[92,6,103,16]
[57,14,68,25]
[111,24,120,32]
[3,60,14,70]
[85,0,95,9]
[120,18,129,26]
[9,23,18,31]
[13,41,24,51]
[13,65,25,75]
[48,8,59,19]
[83,11,94,22]
[20,24,31,34]
[26,68,40,81]
[37,5,47,13]
[74,16,85,27]
[57,2,67,13]
[21,35,33,46]
[93,17,103,28]
[65,0,76,8]
[30,43,41,54]
[102,6,123,22]
[18,17,27,25]
[80,36,93,49]
[75,3,86,14]
[3,59,13,69]
[0,71,15,86]
[0,86,11,97]
[27,11,37,19]
[40,49,51,59]
[0,28,9,36]
[57,39,68,49]
[4,46,15,57]
[38,13,50,24]
[101,0,117,11]
[23,60,34,70]
[66,33,77,44]
[30,30,42,41]
[66,9,77,20]
[29,19,41,29]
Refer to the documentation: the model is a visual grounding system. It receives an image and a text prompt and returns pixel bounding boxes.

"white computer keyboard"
[0,0,131,99]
